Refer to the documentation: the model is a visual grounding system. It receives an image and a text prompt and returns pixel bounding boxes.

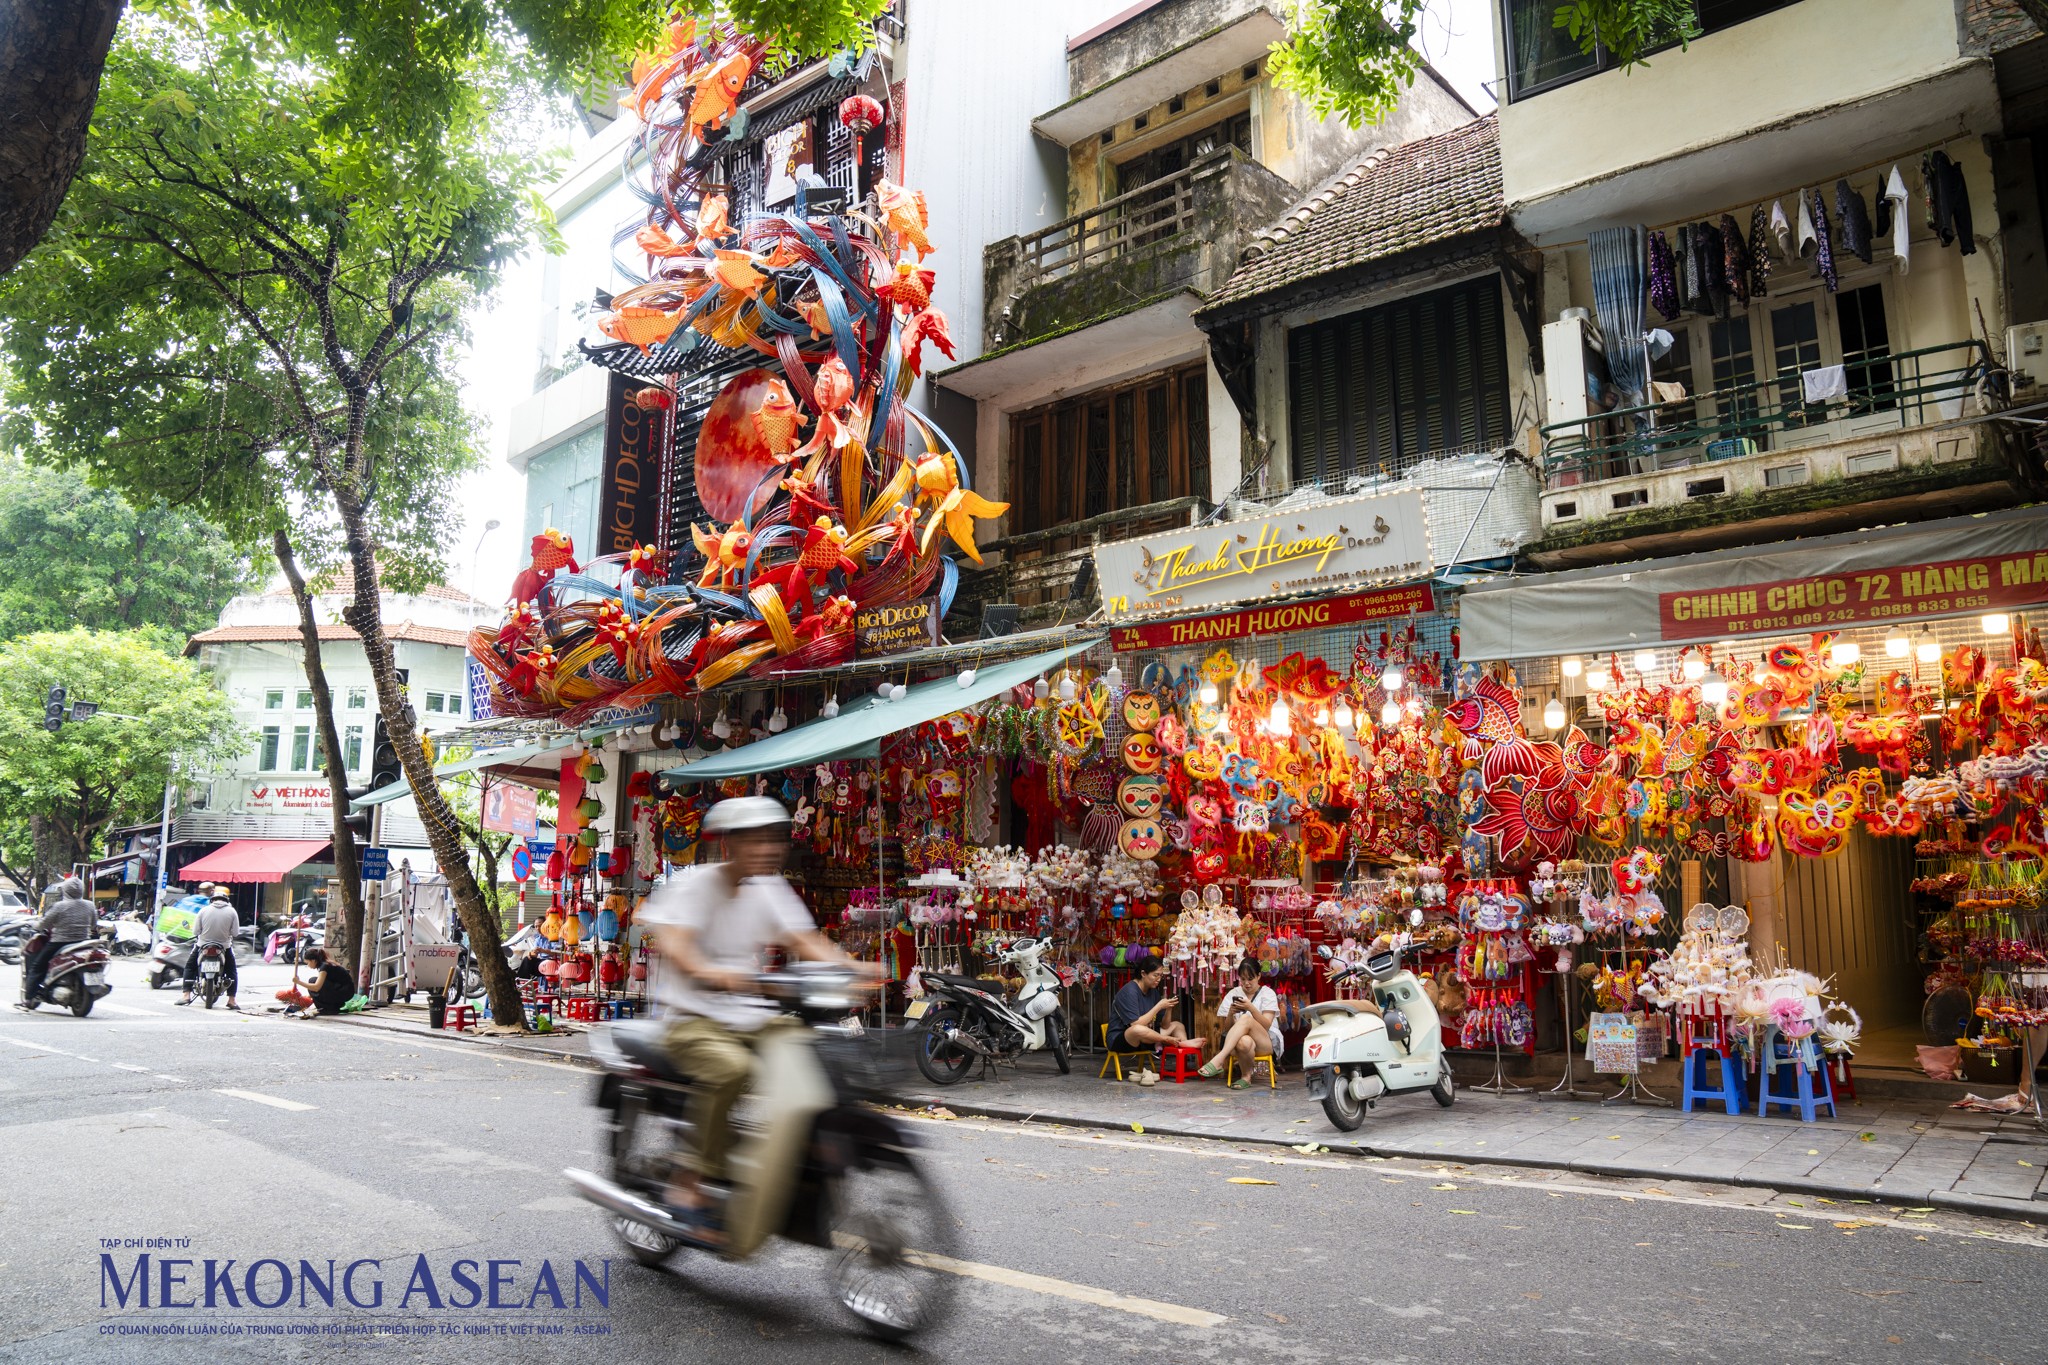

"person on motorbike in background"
[177,891,240,1009]
[640,795,868,1253]
[18,877,94,1010]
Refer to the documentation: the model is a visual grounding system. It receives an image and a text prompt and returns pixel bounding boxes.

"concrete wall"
[1067,0,1273,94]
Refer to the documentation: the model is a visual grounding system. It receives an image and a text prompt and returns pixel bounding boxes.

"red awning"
[179,839,330,884]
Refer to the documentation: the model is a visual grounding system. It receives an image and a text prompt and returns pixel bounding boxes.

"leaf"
[1775,1223,1812,1230]
[1430,1183,1458,1190]
[1227,1177,1276,1186]
[1448,1209,1478,1215]
[1131,1123,1143,1134]
[1858,1132,1876,1141]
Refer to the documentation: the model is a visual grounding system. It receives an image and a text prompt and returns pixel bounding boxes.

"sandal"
[1228,1077,1252,1089]
[1197,1057,1225,1078]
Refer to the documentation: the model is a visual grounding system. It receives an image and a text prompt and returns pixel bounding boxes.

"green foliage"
[1269,0,1698,129]
[0,457,258,644]
[0,628,245,866]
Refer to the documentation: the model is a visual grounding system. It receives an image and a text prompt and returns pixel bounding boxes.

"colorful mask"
[1122,732,1163,774]
[1117,775,1165,818]
[1122,691,1161,732]
[1117,817,1163,860]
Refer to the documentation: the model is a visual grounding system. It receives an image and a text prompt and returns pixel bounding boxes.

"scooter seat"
[610,1020,691,1082]
[921,973,993,992]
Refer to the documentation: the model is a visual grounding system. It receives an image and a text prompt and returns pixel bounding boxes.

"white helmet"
[702,795,792,835]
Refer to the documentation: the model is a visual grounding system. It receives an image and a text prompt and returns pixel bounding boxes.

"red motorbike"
[18,932,111,1016]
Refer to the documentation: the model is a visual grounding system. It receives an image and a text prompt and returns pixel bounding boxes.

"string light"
[1560,656,1583,678]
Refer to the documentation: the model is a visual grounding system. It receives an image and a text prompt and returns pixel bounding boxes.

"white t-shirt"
[1218,984,1281,1046]
[638,864,816,1030]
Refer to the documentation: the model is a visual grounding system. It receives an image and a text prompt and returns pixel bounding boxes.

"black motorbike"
[908,935,1071,1085]
[193,942,231,1008]
[566,966,957,1342]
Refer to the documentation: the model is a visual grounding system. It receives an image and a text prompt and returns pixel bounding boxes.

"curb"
[322,1012,600,1070]
[893,1093,2046,1224]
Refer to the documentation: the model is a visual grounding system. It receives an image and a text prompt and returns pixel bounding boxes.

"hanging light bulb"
[1267,698,1289,732]
[1033,675,1049,701]
[1561,656,1583,679]
[1058,671,1077,703]
[1699,668,1728,707]
[1682,654,1706,682]
[1198,680,1219,705]
[890,683,908,701]
[1380,699,1401,727]
[767,706,789,733]
[1381,663,1404,693]
[957,667,977,688]
[1830,640,1860,667]
[1584,669,1607,693]
[1404,695,1425,719]
[1541,697,1566,731]
[878,679,895,700]
[1104,660,1124,689]
[1982,612,2011,635]
[1633,648,1658,676]
[710,710,732,739]
[1333,700,1354,730]
[1885,626,1909,658]
[1915,625,1940,663]
[820,694,840,719]
[1315,704,1331,727]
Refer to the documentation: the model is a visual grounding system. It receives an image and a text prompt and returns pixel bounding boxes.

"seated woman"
[1200,958,1280,1086]
[1108,956,1199,1052]
[285,948,356,1017]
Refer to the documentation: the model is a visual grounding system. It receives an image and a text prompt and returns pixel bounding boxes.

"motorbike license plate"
[1304,1068,1331,1100]
[84,971,104,986]
[903,1000,930,1020]
[201,960,221,975]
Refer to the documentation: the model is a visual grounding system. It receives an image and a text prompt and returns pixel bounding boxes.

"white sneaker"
[1136,1068,1158,1087]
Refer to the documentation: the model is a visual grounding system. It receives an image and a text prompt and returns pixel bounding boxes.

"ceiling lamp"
[1915,625,1941,663]
[820,694,839,719]
[1699,669,1728,707]
[1267,698,1290,734]
[1633,648,1658,675]
[1381,663,1404,693]
[766,706,789,734]
[1560,656,1583,679]
[1541,697,1566,730]
[1379,700,1401,727]
[1584,669,1607,693]
[1885,627,1909,658]
[1681,654,1706,682]
[957,667,977,688]
[1333,700,1354,731]
[1198,680,1219,705]
[1982,612,2011,635]
[1830,640,1860,667]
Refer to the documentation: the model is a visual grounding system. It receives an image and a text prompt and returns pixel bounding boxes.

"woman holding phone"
[1200,959,1280,1086]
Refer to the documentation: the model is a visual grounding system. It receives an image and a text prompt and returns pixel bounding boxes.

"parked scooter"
[17,931,112,1016]
[102,917,152,957]
[147,926,255,988]
[567,964,956,1342]
[1300,946,1454,1131]
[0,912,35,965]
[907,936,1070,1085]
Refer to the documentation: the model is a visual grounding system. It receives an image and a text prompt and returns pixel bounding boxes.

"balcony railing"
[1540,340,1991,488]
[948,497,1210,624]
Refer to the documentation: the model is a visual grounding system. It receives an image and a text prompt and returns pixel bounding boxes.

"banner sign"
[1659,547,2048,641]
[1109,582,1436,652]
[855,596,941,656]
[481,781,540,837]
[601,373,667,557]
[1093,489,1432,621]
[358,846,390,882]
[244,783,332,814]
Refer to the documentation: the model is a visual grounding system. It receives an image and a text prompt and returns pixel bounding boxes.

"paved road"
[3,958,2044,1364]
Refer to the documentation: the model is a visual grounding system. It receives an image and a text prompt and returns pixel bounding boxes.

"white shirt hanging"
[1769,199,1792,258]
[1883,165,1911,274]
[1796,193,1818,259]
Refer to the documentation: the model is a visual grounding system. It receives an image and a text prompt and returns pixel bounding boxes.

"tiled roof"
[1202,115,1503,315]
[187,623,473,651]
[261,569,482,604]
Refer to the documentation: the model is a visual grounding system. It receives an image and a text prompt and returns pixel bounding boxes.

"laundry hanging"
[1810,186,1839,292]
[1648,229,1680,320]
[1587,225,1651,409]
[1925,150,1975,256]
[1835,179,1873,265]
[1719,212,1751,307]
[1769,199,1792,259]
[1748,202,1772,298]
[1882,164,1911,273]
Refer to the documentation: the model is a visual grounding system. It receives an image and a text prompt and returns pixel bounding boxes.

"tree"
[0,456,258,643]
[0,627,244,888]
[1269,0,1700,128]
[0,0,893,276]
[0,14,536,1021]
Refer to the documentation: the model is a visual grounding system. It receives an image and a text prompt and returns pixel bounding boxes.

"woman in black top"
[296,948,355,1016]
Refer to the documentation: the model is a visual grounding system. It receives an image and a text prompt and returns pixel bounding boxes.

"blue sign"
[359,846,391,882]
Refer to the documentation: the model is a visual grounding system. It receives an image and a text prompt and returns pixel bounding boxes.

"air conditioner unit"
[2006,321,2048,391]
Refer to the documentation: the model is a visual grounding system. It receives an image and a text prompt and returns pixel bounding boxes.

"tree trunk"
[334,509,526,1029]
[273,530,368,975]
[0,0,125,276]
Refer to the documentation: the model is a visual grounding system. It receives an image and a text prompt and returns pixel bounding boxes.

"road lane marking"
[0,1035,69,1054]
[908,1252,1225,1327]
[155,1074,186,1083]
[110,1063,150,1073]
[98,1003,161,1017]
[213,1088,315,1112]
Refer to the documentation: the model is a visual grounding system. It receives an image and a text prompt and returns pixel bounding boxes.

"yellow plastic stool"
[1225,1052,1277,1089]
[1099,1023,1151,1080]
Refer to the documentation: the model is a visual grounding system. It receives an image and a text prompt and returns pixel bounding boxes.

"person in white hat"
[638,795,867,1252]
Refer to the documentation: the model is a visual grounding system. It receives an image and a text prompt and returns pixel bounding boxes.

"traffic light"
[369,715,402,791]
[341,794,373,844]
[43,686,66,733]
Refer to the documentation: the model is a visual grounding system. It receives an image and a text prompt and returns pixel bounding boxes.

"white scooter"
[1300,946,1454,1131]
[907,936,1071,1084]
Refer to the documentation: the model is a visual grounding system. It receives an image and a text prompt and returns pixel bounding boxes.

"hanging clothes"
[1720,212,1751,307]
[1748,202,1773,298]
[1676,223,1700,314]
[1587,225,1651,408]
[1882,165,1910,273]
[1927,151,1975,256]
[1920,152,1939,235]
[1698,219,1730,318]
[1835,179,1873,264]
[1647,229,1680,320]
[1810,187,1839,292]
[1769,199,1793,259]
[1873,175,1892,238]
[1796,193,1818,258]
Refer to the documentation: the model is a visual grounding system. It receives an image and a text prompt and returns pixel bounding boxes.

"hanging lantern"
[838,93,885,139]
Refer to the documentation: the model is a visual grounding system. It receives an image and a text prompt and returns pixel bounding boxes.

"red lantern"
[539,958,560,978]
[838,94,884,139]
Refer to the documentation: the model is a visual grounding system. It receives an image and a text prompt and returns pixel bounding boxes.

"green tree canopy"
[0,456,258,643]
[0,627,244,883]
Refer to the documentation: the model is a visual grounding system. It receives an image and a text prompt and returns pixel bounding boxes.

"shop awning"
[1458,506,2048,661]
[661,637,1103,783]
[350,742,552,809]
[179,839,329,884]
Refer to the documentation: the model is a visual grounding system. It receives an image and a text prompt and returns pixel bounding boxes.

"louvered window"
[1007,364,1210,539]
[1287,275,1509,487]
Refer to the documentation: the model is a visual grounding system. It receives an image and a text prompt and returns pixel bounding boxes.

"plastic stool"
[1158,1042,1206,1083]
[562,997,600,1023]
[1679,1045,1744,1115]
[442,1004,475,1032]
[613,999,641,1020]
[1758,1033,1836,1121]
[1098,1023,1151,1080]
[1225,1052,1278,1089]
[1827,1053,1856,1103]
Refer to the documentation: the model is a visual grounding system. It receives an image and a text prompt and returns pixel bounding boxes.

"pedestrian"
[284,947,354,1017]
[1200,958,1281,1086]
[1108,955,1198,1085]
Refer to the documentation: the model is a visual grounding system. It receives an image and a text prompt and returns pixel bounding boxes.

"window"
[346,686,367,710]
[1502,1,1801,101]
[290,725,312,772]
[1287,275,1511,486]
[344,725,363,772]
[295,689,314,710]
[1007,365,1211,539]
[259,726,281,771]
[264,690,284,711]
[426,692,445,714]
[445,692,462,717]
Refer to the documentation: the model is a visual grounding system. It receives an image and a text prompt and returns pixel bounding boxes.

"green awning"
[660,637,1103,784]
[350,742,552,809]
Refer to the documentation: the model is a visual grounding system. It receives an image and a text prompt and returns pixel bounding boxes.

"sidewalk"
[320,1001,597,1067]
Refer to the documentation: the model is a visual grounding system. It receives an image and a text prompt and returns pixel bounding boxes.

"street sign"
[509,846,534,882]
[359,845,391,882]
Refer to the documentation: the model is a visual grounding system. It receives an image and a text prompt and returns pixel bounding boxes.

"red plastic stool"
[563,997,602,1023]
[1158,1042,1206,1083]
[441,1004,475,1032]
[1827,1053,1856,1103]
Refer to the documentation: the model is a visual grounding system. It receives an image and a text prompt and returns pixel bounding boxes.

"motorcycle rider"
[640,795,866,1254]
[18,877,95,1010]
[177,890,240,1009]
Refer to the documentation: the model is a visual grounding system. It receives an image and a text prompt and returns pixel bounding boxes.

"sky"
[448,1,1499,604]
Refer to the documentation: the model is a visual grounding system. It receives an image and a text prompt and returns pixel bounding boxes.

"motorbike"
[1300,946,1455,1131]
[101,917,152,957]
[264,913,324,964]
[17,931,112,1016]
[566,965,956,1342]
[147,928,255,988]
[906,936,1070,1085]
[193,942,231,1008]
[0,912,35,965]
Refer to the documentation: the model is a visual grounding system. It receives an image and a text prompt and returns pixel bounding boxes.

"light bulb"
[1405,696,1424,718]
[1885,627,1909,658]
[821,695,839,719]
[1198,681,1219,705]
[1541,697,1566,730]
[711,711,732,739]
[1104,661,1123,689]
[1033,676,1049,701]
[1561,656,1583,679]
[957,667,977,688]
[1380,700,1401,727]
[1634,648,1658,675]
[1381,664,1404,693]
[1830,640,1860,667]
[878,680,895,699]
[767,707,788,733]
[1699,670,1728,706]
[1333,701,1354,730]
[1268,698,1289,731]
[1058,672,1076,703]
[1584,669,1607,693]
[890,683,907,701]
[1682,655,1706,682]
[1982,613,2010,635]
[1915,627,1940,664]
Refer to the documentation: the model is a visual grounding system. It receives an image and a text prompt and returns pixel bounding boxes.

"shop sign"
[855,596,940,656]
[1109,582,1436,652]
[1094,490,1431,621]
[1659,547,2048,641]
[600,373,667,557]
[244,783,331,814]
[481,781,539,837]
[762,121,815,207]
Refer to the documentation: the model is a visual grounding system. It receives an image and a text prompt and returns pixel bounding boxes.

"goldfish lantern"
[1122,691,1161,732]
[1193,848,1228,881]
[1123,732,1163,774]
[1118,775,1165,818]
[1119,817,1164,860]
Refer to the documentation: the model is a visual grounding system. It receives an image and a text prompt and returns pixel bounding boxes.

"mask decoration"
[1118,817,1163,860]
[1777,780,1857,857]
[1183,742,1224,782]
[1122,731,1163,774]
[1117,775,1165,818]
[927,768,963,823]
[1122,691,1161,732]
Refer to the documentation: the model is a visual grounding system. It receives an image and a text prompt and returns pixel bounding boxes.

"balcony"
[947,497,1211,629]
[1531,340,2023,567]
[981,149,1295,351]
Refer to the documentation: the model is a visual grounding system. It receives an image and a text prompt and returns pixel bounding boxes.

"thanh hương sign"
[1093,489,1432,620]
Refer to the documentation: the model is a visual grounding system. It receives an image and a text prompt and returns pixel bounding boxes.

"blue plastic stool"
[1680,1045,1745,1115]
[1757,1031,1836,1121]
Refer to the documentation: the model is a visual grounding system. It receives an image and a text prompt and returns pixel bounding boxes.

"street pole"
[151,757,178,930]
[468,519,501,634]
